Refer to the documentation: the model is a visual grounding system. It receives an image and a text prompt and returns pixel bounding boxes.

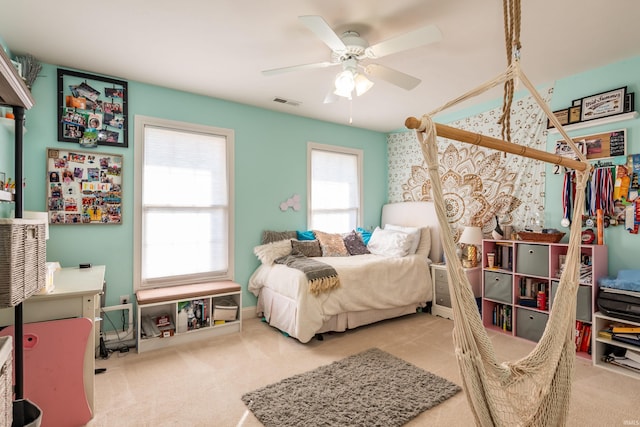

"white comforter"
[248,253,432,342]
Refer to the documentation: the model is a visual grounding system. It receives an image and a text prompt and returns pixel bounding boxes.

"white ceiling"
[2,0,640,133]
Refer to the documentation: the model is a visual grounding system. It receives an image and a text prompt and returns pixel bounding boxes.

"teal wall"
[1,62,388,307]
[544,55,640,276]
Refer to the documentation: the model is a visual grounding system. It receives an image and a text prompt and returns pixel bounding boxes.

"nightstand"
[431,263,481,320]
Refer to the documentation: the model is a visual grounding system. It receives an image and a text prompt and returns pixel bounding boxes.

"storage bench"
[136,281,242,353]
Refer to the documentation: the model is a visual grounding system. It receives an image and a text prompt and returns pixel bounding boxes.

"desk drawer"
[516,244,549,277]
[484,271,512,304]
[516,308,548,342]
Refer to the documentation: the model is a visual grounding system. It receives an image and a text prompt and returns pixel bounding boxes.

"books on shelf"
[493,243,513,271]
[492,304,512,332]
[575,321,592,353]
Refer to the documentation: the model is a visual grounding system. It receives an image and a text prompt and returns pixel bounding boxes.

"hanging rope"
[497,0,522,143]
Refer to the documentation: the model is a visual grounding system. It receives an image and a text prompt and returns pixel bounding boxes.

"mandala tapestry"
[387,86,554,238]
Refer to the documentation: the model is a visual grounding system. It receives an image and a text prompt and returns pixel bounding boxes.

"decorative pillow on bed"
[367,227,414,257]
[261,230,297,244]
[343,230,370,255]
[291,239,322,257]
[254,239,292,265]
[415,227,431,257]
[296,230,316,241]
[313,230,350,257]
[356,227,372,245]
[384,224,421,254]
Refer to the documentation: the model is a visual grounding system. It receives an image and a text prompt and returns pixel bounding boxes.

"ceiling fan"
[262,15,442,102]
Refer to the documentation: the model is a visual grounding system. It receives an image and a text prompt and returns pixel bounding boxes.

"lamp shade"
[459,226,482,245]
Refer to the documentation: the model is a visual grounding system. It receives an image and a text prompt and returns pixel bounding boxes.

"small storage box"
[0,219,47,308]
[484,271,512,304]
[213,297,238,321]
[515,244,549,277]
[516,308,549,342]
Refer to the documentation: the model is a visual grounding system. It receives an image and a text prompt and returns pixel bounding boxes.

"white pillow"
[253,239,292,265]
[384,224,420,254]
[367,227,414,257]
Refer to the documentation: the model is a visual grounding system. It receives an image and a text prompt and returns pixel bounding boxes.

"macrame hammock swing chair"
[405,1,591,425]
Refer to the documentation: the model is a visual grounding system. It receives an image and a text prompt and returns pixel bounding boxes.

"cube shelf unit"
[481,239,608,360]
[592,311,640,380]
[136,282,242,353]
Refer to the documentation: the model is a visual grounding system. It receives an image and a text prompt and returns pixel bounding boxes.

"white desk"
[0,265,105,416]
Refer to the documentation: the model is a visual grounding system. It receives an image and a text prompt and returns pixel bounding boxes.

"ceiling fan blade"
[299,15,346,52]
[366,25,442,58]
[262,61,337,76]
[364,64,421,90]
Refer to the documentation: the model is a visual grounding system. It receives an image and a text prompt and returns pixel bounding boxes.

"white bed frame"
[257,201,443,341]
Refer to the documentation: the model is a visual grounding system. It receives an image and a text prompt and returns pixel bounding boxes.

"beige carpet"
[88,313,640,426]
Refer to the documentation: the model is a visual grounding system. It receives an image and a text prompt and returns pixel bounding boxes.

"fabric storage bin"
[213,297,238,321]
[0,219,46,308]
[516,308,549,342]
[484,271,512,304]
[515,243,549,277]
[550,281,592,322]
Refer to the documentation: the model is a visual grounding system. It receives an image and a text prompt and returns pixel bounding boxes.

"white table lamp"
[459,226,483,267]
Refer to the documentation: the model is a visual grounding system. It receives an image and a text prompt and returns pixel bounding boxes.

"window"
[308,142,362,232]
[134,116,234,289]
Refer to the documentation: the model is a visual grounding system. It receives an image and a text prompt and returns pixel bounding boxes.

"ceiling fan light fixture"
[334,69,355,98]
[354,73,374,96]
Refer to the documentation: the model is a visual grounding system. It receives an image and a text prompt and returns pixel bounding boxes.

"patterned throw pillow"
[343,230,370,255]
[253,239,292,265]
[261,230,297,244]
[291,239,322,257]
[313,230,350,257]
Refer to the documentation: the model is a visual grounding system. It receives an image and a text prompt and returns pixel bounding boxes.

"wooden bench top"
[136,281,241,305]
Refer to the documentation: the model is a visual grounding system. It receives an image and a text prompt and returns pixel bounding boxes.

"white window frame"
[307,142,363,232]
[133,115,234,290]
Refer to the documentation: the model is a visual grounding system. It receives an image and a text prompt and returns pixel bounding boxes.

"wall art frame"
[57,68,128,147]
[554,129,626,162]
[46,147,123,224]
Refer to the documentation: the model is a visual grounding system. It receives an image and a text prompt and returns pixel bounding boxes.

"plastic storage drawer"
[484,271,512,304]
[550,281,592,322]
[516,308,549,342]
[515,244,549,277]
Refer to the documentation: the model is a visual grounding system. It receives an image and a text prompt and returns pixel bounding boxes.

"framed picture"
[624,92,635,113]
[546,109,569,129]
[57,68,128,147]
[580,87,626,122]
[46,147,123,224]
[568,105,581,124]
[555,129,626,162]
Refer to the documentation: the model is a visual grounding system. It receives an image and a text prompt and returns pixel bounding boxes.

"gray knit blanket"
[275,251,341,295]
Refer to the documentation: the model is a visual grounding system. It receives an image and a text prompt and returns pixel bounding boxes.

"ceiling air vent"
[273,97,301,107]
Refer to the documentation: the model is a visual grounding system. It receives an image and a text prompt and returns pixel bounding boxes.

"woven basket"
[0,219,46,308]
[0,336,12,427]
[517,231,565,243]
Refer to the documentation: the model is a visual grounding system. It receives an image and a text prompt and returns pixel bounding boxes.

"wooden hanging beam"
[405,117,588,172]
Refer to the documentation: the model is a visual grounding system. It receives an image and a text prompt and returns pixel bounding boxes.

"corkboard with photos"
[46,148,122,224]
[57,68,128,147]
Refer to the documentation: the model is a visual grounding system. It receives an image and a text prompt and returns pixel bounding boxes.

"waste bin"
[12,399,42,427]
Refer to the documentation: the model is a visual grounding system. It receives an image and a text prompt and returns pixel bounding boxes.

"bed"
[248,201,444,343]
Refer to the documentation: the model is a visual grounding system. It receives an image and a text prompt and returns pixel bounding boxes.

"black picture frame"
[580,86,626,122]
[57,68,128,148]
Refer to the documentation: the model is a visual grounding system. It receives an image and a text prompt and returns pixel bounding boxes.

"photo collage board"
[57,68,128,147]
[46,148,122,224]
